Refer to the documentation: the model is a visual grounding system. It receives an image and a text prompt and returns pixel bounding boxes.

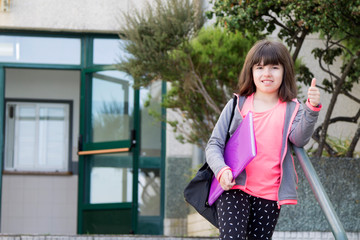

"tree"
[207,0,360,157]
[117,0,256,147]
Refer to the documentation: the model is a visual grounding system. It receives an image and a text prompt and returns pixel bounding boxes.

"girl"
[205,40,321,240]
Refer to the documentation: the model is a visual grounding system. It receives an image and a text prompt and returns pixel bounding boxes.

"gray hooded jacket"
[205,95,320,206]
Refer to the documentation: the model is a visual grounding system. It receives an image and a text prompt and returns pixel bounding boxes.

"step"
[0,232,359,240]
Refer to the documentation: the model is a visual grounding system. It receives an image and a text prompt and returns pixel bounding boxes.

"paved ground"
[0,232,359,240]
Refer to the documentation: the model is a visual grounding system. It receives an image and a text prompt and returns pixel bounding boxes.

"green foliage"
[294,58,313,99]
[118,0,205,88]
[163,28,257,146]
[208,0,360,89]
[308,136,360,158]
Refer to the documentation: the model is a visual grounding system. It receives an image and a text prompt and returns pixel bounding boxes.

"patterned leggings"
[216,190,280,240]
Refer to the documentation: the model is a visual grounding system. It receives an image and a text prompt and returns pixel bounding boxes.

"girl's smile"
[261,79,274,85]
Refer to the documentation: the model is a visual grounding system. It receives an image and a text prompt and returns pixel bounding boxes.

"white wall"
[1,175,78,234]
[1,68,80,234]
[0,0,156,33]
[166,109,194,159]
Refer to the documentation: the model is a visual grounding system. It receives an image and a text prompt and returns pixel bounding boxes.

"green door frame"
[77,35,145,234]
[77,65,141,234]
[0,32,165,235]
[0,67,4,229]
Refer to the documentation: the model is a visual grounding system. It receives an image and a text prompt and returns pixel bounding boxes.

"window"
[139,81,162,157]
[0,36,81,64]
[88,153,133,204]
[4,101,71,172]
[138,168,160,216]
[91,71,134,143]
[93,38,130,65]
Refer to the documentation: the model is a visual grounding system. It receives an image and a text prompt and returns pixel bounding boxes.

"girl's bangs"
[252,44,281,66]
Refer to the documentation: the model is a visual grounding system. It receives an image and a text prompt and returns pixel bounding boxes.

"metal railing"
[293,146,348,240]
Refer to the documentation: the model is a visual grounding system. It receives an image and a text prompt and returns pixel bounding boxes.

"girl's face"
[252,60,284,97]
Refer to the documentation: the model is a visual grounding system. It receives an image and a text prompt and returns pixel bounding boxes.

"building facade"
[0,0,179,235]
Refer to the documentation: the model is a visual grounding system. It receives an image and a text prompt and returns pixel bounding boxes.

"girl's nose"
[263,66,271,76]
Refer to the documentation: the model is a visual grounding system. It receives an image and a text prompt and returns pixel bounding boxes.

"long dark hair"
[238,40,297,102]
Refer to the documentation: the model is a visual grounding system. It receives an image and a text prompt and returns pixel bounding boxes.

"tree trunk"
[316,55,358,157]
[312,127,337,156]
[346,124,360,157]
[292,30,308,63]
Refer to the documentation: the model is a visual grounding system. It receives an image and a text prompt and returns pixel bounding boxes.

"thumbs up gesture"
[307,78,321,107]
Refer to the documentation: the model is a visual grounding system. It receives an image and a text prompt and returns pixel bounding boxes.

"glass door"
[77,68,139,234]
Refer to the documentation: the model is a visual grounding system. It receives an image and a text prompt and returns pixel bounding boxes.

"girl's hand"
[219,170,235,191]
[308,78,321,107]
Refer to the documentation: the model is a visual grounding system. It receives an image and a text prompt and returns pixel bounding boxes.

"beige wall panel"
[2,68,80,234]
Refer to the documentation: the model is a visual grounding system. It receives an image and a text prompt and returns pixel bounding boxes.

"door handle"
[78,147,130,155]
[130,129,136,150]
[78,134,83,152]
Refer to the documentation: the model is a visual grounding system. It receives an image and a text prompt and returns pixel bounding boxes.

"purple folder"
[208,111,257,206]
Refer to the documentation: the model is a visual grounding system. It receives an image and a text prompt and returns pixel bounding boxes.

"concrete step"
[0,235,215,240]
[0,233,359,240]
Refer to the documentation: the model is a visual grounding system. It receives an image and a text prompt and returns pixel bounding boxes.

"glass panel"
[0,35,81,64]
[15,105,36,168]
[91,70,134,143]
[138,168,160,216]
[140,81,162,157]
[93,38,130,65]
[5,102,70,172]
[89,153,133,204]
[39,106,69,169]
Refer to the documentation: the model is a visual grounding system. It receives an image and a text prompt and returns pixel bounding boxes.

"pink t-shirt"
[234,94,287,201]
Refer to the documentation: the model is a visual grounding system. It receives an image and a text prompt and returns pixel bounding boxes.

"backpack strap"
[225,95,237,143]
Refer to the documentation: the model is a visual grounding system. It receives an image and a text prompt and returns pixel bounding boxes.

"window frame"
[3,98,73,175]
[0,35,82,65]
